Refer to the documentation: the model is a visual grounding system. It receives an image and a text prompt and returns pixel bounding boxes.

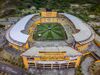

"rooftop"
[21,46,82,57]
[61,13,93,44]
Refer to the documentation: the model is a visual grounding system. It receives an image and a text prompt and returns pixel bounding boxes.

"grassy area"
[0,0,99,19]
[33,23,67,41]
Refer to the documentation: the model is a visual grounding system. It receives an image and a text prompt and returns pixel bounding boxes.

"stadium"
[6,9,94,69]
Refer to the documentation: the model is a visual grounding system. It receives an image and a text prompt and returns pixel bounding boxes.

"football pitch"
[33,23,67,41]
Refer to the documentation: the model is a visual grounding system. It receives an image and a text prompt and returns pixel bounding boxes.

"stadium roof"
[21,46,82,57]
[6,13,93,46]
[61,13,92,43]
[9,14,34,43]
[6,14,38,46]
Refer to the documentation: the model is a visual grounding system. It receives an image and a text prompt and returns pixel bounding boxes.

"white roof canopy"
[61,13,92,43]
[6,14,38,46]
[21,46,82,57]
[9,14,35,43]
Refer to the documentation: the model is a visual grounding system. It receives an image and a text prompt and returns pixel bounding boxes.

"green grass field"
[33,23,67,41]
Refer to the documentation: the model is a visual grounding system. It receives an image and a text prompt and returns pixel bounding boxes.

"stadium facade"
[6,9,94,69]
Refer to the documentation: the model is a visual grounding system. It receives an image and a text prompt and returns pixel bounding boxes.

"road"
[28,68,75,75]
[88,42,100,57]
[4,46,21,57]
[81,57,94,75]
[0,62,28,75]
[0,61,75,75]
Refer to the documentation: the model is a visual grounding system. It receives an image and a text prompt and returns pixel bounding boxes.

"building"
[6,9,94,69]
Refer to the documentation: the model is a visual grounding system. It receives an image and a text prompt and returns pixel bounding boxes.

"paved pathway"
[0,62,28,75]
[81,57,94,75]
[28,68,75,75]
[0,35,5,47]
[4,46,21,57]
[88,42,100,57]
